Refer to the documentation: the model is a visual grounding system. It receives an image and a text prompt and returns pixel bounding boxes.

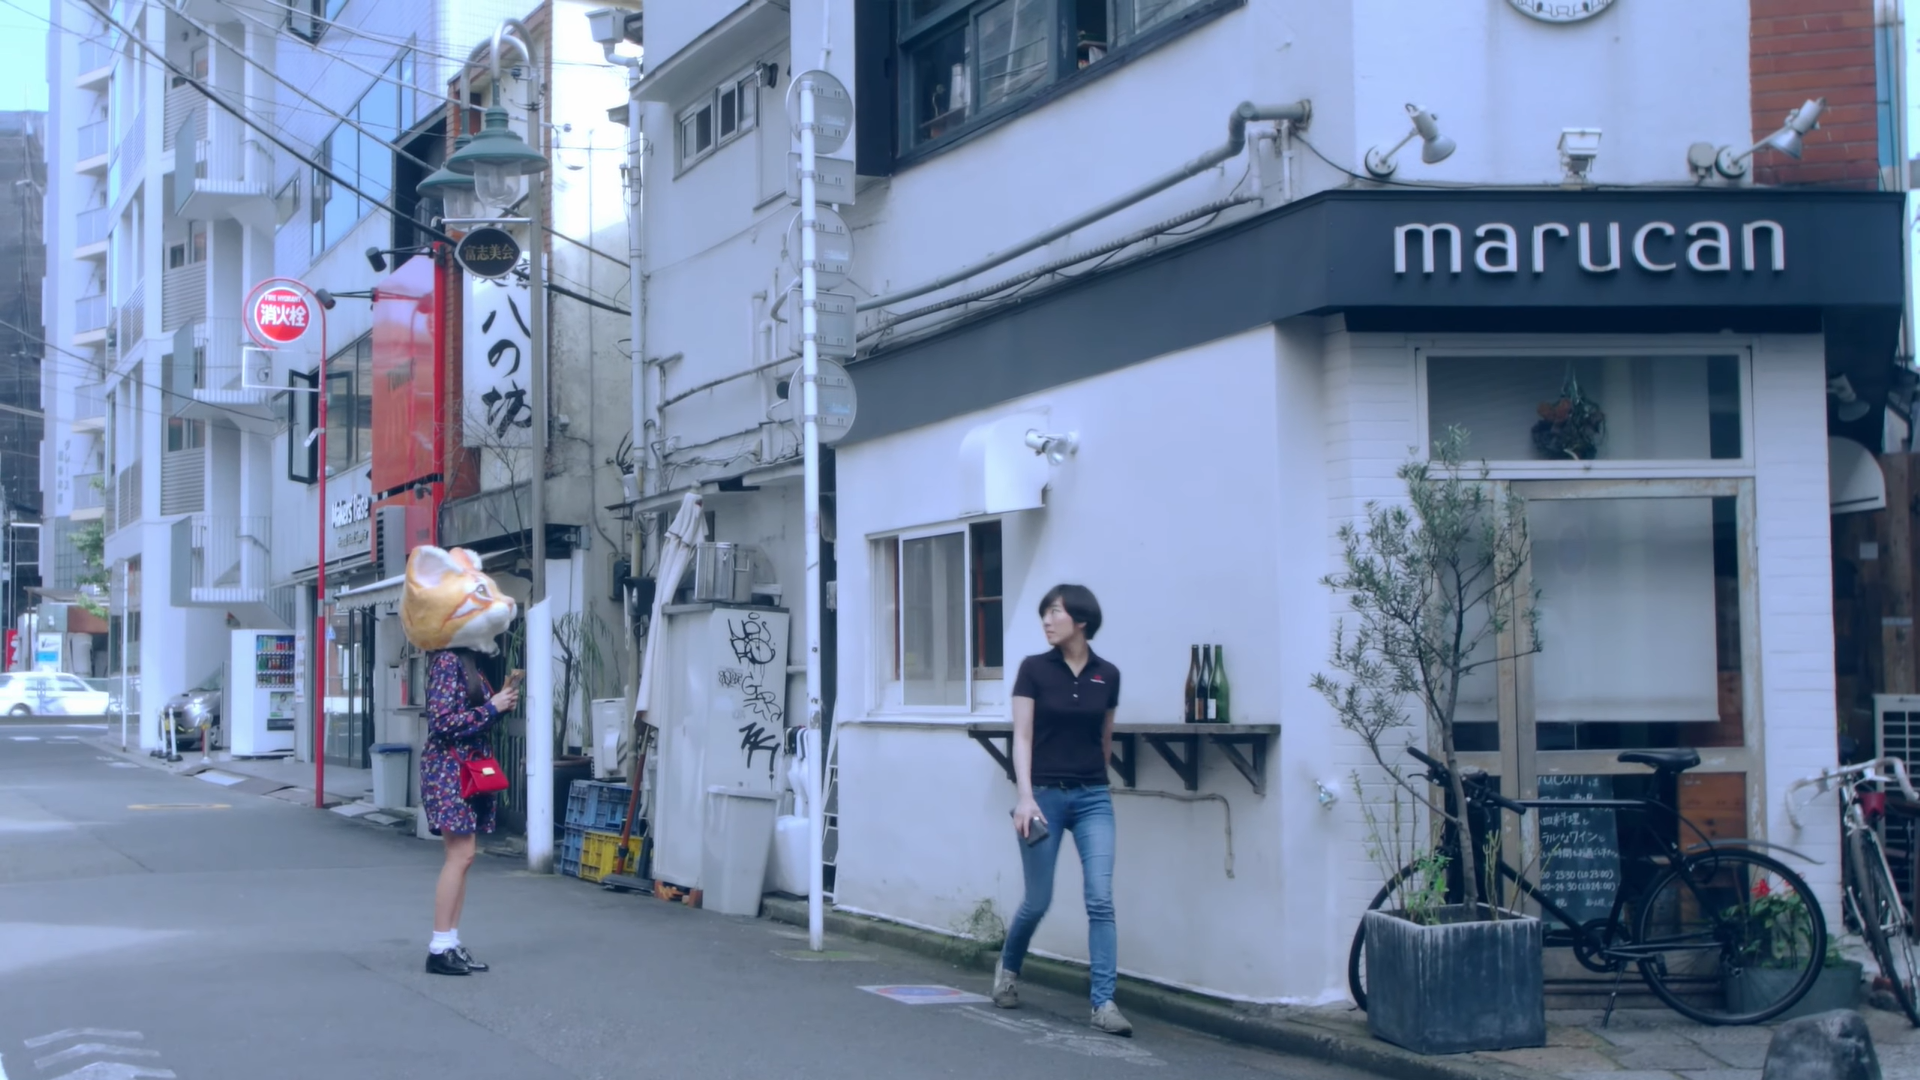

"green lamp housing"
[416,134,480,220]
[446,106,550,211]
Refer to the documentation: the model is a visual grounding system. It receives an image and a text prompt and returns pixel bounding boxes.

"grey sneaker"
[1090,1000,1133,1037]
[991,960,1019,1008]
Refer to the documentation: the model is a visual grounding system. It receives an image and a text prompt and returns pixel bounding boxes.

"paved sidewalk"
[1479,1006,1919,1080]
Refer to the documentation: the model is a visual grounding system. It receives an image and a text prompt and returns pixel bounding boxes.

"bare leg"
[434,832,477,933]
[451,841,476,929]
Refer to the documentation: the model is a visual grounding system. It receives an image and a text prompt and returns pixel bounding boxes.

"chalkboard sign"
[1535,774,1622,925]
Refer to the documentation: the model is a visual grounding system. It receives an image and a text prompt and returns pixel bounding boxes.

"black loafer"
[425,949,471,976]
[453,946,488,973]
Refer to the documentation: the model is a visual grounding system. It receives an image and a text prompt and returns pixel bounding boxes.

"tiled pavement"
[1478,1007,1919,1080]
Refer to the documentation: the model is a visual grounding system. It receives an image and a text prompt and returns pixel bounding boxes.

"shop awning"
[335,573,405,612]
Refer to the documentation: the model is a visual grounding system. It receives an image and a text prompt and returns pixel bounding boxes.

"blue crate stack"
[564,779,633,832]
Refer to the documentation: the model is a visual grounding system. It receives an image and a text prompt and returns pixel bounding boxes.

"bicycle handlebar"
[1404,746,1527,815]
[1783,756,1918,828]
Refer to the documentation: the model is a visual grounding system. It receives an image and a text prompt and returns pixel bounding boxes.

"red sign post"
[244,278,329,806]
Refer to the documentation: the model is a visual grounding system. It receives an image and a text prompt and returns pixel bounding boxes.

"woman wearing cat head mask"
[400,546,520,976]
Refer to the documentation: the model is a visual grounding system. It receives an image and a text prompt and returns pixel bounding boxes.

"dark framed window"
[310,50,407,255]
[323,334,374,474]
[165,417,205,452]
[881,0,1238,166]
[970,520,1003,676]
[288,0,351,45]
[677,69,760,173]
[287,369,318,483]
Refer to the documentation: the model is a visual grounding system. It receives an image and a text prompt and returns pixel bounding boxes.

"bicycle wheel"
[1848,829,1920,1027]
[1633,848,1827,1025]
[1347,866,1418,1011]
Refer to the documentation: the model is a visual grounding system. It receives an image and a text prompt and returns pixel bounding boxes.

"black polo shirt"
[1013,648,1121,786]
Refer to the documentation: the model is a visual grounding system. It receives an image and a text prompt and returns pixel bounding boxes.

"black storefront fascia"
[843,188,1907,448]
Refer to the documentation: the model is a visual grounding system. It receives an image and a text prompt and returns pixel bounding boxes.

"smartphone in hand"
[1009,809,1049,847]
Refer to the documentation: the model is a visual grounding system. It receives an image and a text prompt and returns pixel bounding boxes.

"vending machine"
[229,629,297,756]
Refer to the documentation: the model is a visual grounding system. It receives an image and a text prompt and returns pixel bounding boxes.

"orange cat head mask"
[400,546,518,653]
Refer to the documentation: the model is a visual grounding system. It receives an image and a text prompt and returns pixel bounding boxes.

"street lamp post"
[441,20,554,873]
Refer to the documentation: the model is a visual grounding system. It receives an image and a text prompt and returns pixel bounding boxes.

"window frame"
[891,0,1242,166]
[321,334,374,475]
[1414,344,1758,482]
[871,518,1007,716]
[675,68,762,175]
[309,50,409,256]
[286,369,318,484]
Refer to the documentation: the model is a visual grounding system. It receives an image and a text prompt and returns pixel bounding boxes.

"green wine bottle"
[1212,644,1231,724]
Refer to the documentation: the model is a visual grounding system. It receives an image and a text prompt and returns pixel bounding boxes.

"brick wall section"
[1750,0,1881,188]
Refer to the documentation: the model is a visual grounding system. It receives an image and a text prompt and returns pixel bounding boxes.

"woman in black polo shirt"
[992,584,1131,1037]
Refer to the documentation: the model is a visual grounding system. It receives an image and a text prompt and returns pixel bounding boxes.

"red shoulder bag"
[459,756,510,799]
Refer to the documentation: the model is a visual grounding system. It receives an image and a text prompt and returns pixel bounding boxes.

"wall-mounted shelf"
[965,722,1280,796]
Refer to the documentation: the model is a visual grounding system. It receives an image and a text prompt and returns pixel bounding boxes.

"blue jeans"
[1000,784,1117,1008]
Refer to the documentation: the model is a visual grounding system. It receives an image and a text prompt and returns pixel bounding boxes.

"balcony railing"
[162,84,202,153]
[78,119,107,161]
[110,459,139,533]
[176,105,272,222]
[109,106,144,202]
[115,287,144,351]
[171,318,269,407]
[72,472,104,512]
[161,262,205,334]
[73,382,106,432]
[78,37,112,75]
[77,206,107,247]
[74,294,107,334]
[172,514,271,606]
[160,445,205,516]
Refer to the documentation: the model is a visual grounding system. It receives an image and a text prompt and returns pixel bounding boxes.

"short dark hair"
[1039,584,1103,640]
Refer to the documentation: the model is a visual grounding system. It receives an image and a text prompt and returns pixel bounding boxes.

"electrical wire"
[248,0,630,72]
[29,0,635,283]
[0,314,294,428]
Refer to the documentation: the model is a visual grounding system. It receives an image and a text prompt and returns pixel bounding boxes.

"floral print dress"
[420,650,499,836]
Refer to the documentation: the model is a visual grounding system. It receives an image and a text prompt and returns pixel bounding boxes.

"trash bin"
[701,786,778,916]
[371,743,412,810]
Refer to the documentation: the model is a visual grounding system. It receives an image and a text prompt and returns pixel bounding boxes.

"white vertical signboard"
[463,260,535,447]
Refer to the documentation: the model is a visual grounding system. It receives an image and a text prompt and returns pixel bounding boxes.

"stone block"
[1762,1010,1882,1080]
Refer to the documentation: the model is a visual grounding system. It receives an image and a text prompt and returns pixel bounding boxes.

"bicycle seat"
[1618,749,1701,773]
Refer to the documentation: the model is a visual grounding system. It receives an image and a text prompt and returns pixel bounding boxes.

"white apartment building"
[615,0,1910,1004]
[40,0,630,759]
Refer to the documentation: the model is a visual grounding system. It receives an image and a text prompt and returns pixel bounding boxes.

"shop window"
[1424,354,1744,464]
[874,520,1005,708]
[678,69,760,173]
[895,0,1237,156]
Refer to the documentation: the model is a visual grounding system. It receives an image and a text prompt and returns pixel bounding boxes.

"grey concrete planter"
[1362,906,1546,1055]
[1725,959,1861,1022]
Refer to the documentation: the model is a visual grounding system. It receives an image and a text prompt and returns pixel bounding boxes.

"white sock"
[430,930,457,955]
[448,928,461,948]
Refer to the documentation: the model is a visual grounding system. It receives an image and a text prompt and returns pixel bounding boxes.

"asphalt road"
[0,724,1384,1080]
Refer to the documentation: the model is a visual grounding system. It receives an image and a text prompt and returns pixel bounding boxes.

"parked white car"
[0,672,112,717]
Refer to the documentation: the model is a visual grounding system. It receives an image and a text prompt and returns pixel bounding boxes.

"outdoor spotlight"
[1558,128,1602,183]
[1365,104,1456,178]
[365,247,387,273]
[314,288,339,310]
[1024,429,1078,466]
[1829,374,1872,423]
[1691,98,1826,180]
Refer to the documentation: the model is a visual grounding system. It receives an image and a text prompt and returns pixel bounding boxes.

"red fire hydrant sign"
[246,281,314,347]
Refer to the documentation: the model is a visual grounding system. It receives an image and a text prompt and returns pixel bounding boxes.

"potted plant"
[1724,880,1860,1020]
[1313,426,1548,1055]
[1532,370,1605,460]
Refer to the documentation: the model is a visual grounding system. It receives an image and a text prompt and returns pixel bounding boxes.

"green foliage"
[70,518,108,618]
[1729,878,1833,970]
[1312,427,1541,911]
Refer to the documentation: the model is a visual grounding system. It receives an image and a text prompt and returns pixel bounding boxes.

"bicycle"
[1785,756,1920,1027]
[1349,746,1828,1026]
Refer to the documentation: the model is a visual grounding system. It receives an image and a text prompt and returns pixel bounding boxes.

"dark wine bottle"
[1212,644,1231,724]
[1197,644,1214,723]
[1184,645,1201,724]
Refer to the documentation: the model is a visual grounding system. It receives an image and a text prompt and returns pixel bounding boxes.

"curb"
[81,736,412,831]
[760,897,1557,1080]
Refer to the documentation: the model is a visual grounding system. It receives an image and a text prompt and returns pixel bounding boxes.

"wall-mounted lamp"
[1829,373,1872,423]
[1024,429,1078,465]
[1315,779,1341,810]
[1365,104,1455,178]
[1688,98,1826,180]
[1558,128,1602,184]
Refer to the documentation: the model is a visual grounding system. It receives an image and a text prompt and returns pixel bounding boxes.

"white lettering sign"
[463,261,535,448]
[329,492,370,529]
[1394,219,1787,277]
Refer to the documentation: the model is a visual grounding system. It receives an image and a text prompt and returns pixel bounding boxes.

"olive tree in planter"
[1312,427,1547,1055]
